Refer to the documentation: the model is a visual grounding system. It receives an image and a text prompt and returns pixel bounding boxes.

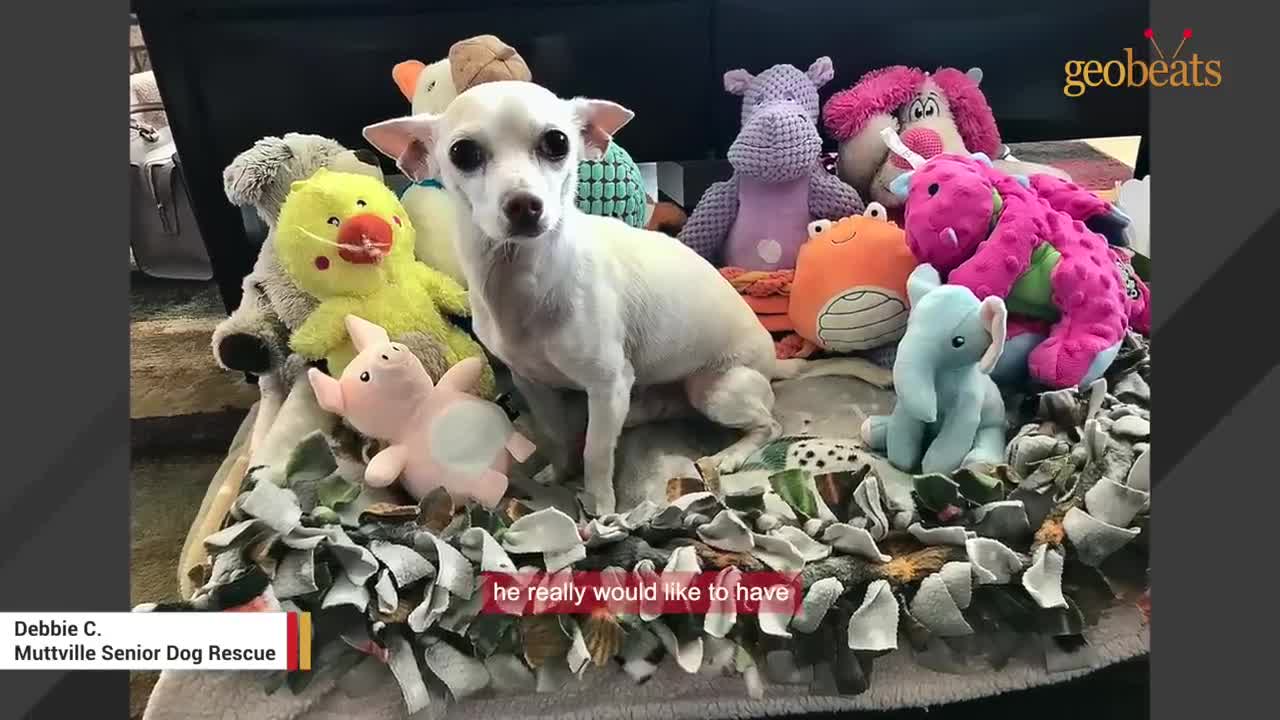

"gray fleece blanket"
[144,376,1149,720]
[144,605,1146,720]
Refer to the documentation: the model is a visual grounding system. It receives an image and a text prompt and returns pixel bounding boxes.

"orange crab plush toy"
[786,202,918,357]
[718,201,918,358]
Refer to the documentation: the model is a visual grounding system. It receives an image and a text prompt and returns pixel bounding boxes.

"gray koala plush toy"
[213,133,451,477]
[213,133,380,378]
[213,133,378,473]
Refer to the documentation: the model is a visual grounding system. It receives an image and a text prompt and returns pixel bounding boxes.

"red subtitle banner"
[479,571,802,615]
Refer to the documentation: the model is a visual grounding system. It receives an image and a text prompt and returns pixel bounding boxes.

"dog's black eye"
[951,336,965,348]
[359,371,371,382]
[449,139,485,172]
[927,183,940,197]
[538,130,570,161]
[356,199,366,208]
[327,216,340,226]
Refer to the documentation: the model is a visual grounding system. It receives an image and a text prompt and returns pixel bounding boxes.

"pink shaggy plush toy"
[885,131,1150,389]
[822,65,1069,213]
[308,315,534,507]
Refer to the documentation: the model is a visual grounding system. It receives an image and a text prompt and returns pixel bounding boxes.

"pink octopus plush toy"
[308,315,534,507]
[884,129,1150,389]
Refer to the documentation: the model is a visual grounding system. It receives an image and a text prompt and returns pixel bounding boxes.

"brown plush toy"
[393,34,531,116]
[450,34,531,93]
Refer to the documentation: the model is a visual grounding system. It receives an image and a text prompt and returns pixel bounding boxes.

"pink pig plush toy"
[307,315,534,507]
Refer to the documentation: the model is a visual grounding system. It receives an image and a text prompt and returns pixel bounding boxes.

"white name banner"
[0,612,310,670]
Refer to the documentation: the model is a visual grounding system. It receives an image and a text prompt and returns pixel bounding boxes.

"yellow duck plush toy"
[275,168,496,398]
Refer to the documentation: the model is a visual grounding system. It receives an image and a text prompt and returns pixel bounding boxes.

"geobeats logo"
[1064,27,1222,97]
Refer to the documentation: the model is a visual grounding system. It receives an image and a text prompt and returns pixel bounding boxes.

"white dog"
[364,81,888,515]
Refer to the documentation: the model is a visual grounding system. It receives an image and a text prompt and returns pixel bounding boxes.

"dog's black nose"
[503,192,544,236]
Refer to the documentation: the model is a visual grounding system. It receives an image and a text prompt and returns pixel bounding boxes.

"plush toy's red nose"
[892,127,945,169]
[336,214,394,265]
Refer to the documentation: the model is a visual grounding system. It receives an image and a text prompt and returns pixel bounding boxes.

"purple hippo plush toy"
[679,57,864,270]
[883,128,1151,389]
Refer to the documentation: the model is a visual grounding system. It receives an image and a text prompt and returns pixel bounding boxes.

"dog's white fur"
[365,81,889,515]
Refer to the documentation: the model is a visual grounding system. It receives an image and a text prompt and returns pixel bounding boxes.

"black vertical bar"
[134,6,254,314]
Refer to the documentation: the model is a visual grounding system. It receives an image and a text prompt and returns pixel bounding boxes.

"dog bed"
[145,332,1150,720]
[143,605,1147,720]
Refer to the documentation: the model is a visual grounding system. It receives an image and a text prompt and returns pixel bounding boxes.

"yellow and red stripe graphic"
[285,612,311,671]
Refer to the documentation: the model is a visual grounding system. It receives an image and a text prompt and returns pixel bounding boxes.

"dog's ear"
[362,114,440,183]
[570,98,634,162]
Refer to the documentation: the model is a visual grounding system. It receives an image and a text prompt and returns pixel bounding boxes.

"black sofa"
[132,0,1149,312]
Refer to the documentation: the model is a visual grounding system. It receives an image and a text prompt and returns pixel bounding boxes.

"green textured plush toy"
[275,168,496,398]
[577,141,647,228]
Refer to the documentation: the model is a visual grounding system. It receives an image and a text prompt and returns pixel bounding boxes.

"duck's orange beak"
[336,214,393,265]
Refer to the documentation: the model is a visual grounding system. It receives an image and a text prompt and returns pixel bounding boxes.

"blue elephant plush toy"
[861,264,1008,475]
